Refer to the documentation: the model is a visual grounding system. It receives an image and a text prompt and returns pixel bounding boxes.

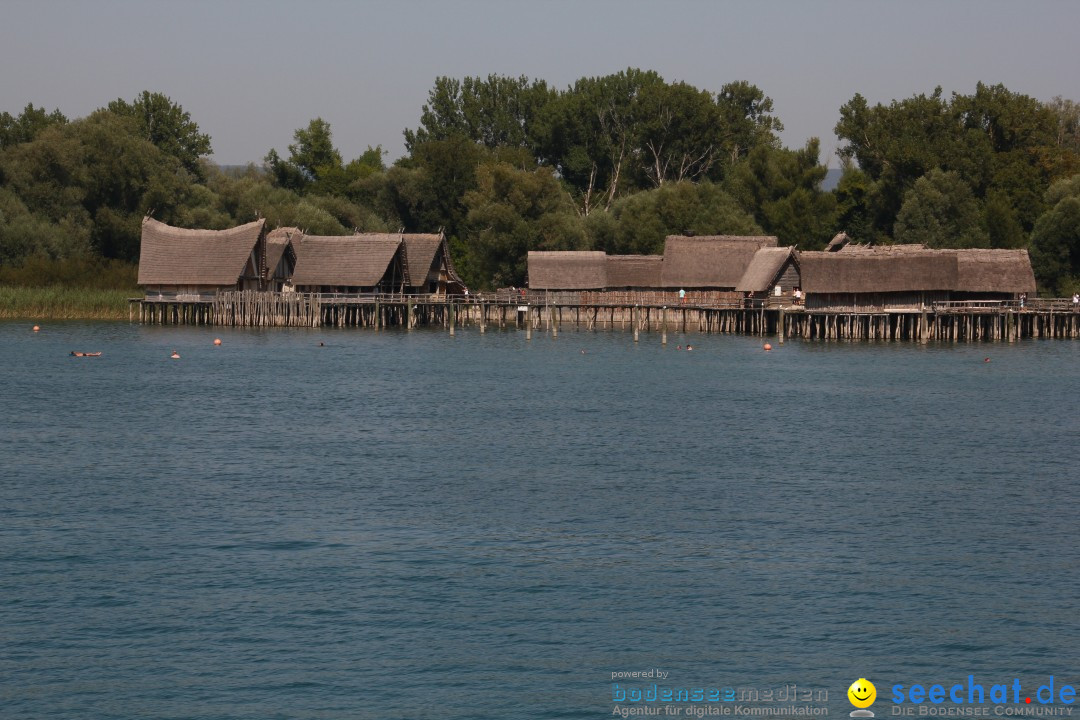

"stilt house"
[797,247,1036,311]
[398,232,466,296]
[137,217,267,297]
[290,233,408,294]
[735,247,801,305]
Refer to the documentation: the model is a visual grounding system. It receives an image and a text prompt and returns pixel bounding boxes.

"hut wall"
[267,255,294,292]
[805,291,949,312]
[575,289,742,306]
[776,263,801,293]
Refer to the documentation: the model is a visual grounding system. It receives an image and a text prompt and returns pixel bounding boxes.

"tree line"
[1,73,1079,293]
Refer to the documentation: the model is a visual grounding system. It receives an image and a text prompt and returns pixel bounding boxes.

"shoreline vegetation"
[0,257,137,319]
[0,286,132,320]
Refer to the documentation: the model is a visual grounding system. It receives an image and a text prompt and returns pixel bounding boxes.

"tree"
[535,69,664,215]
[106,91,211,176]
[588,181,761,255]
[1030,175,1080,295]
[724,139,837,248]
[893,169,989,248]
[0,104,68,150]
[404,75,554,151]
[834,84,1077,242]
[0,110,189,261]
[462,163,585,287]
[1046,96,1080,157]
[392,134,486,238]
[636,81,726,187]
[983,190,1026,249]
[715,80,784,165]
[832,161,882,244]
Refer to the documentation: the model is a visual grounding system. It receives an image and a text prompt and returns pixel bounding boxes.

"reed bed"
[0,286,133,320]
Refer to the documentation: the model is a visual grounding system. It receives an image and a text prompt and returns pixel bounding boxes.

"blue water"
[2,321,1079,719]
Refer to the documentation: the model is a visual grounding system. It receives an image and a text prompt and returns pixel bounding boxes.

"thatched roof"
[799,251,956,293]
[954,249,1036,293]
[736,247,795,293]
[800,248,1036,294]
[606,255,663,288]
[660,235,778,288]
[138,217,265,286]
[528,251,607,289]
[397,232,464,287]
[265,227,299,276]
[839,243,928,253]
[399,233,443,284]
[291,234,402,286]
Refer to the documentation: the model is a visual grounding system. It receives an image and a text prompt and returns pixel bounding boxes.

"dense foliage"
[2,78,1079,293]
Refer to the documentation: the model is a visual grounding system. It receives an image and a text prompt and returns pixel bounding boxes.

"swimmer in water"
[170,350,180,359]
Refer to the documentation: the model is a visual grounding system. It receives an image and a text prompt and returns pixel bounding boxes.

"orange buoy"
[213,338,222,346]
[32,325,40,332]
[764,343,772,351]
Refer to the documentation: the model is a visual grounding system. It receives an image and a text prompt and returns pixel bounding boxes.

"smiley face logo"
[848,678,876,709]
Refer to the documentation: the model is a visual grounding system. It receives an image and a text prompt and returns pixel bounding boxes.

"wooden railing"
[932,299,1080,312]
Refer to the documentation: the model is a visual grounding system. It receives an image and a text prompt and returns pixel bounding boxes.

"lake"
[2,321,1079,719]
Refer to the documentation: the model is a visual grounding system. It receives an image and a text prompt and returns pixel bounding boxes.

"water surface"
[2,322,1078,719]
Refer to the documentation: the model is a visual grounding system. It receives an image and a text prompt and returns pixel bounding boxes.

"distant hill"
[822,168,842,192]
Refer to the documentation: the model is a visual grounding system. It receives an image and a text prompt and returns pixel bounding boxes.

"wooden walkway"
[129,292,1080,341]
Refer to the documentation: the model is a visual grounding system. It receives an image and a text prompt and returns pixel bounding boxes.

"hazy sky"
[3,0,1078,167]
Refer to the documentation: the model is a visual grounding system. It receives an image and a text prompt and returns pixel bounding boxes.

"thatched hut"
[525,236,787,304]
[527,251,606,302]
[138,217,267,296]
[398,232,466,296]
[798,248,1036,311]
[735,247,800,304]
[290,233,408,294]
[657,235,778,304]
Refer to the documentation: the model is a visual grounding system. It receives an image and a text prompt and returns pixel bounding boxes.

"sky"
[3,0,1079,168]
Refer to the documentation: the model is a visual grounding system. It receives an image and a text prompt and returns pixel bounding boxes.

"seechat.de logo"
[849,678,877,718]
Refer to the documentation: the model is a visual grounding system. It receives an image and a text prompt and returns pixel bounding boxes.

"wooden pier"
[130,292,1080,342]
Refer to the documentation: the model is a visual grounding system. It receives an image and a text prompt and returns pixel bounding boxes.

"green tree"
[106,91,211,176]
[1,110,189,261]
[983,190,1026,248]
[392,134,486,238]
[834,84,1077,242]
[636,81,726,187]
[832,161,882,244]
[588,181,761,255]
[0,104,68,150]
[461,163,585,288]
[724,139,837,248]
[536,69,664,214]
[893,169,989,248]
[265,118,344,191]
[1030,175,1080,295]
[715,80,784,164]
[404,75,554,151]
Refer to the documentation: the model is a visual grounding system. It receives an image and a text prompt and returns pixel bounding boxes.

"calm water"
[2,321,1079,719]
